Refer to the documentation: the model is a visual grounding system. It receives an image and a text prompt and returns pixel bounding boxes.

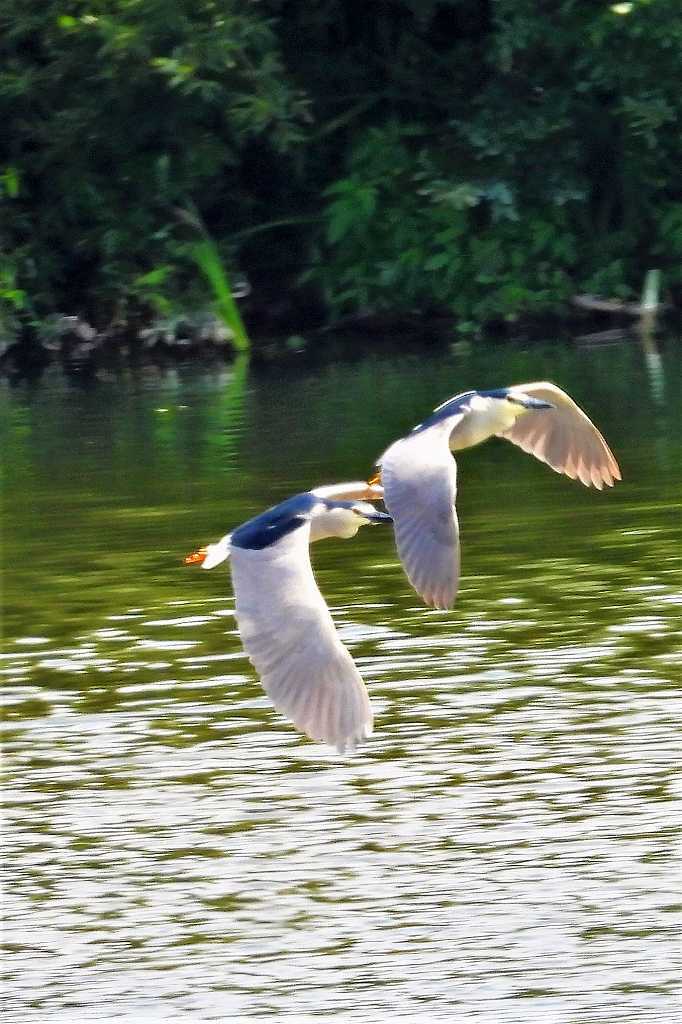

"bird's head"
[311,499,392,541]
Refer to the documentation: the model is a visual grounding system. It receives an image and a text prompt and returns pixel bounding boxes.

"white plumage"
[493,382,621,488]
[230,523,373,752]
[375,381,621,609]
[380,418,461,610]
[186,482,390,752]
[186,383,622,750]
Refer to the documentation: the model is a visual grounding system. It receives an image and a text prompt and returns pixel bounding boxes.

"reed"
[191,236,250,354]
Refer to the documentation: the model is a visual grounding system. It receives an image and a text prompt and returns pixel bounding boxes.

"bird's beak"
[367,469,382,486]
[184,547,208,565]
[509,394,555,410]
[361,509,393,525]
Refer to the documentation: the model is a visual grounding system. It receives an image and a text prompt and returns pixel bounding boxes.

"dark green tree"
[0,0,308,329]
[2,0,681,336]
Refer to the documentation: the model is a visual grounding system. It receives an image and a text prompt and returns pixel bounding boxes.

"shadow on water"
[2,337,681,1022]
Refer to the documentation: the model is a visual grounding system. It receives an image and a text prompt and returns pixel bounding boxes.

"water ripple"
[3,351,682,1023]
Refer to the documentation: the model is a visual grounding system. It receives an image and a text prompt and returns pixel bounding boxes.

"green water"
[2,338,681,1023]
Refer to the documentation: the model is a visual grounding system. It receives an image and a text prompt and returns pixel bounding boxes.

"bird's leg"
[184,547,208,565]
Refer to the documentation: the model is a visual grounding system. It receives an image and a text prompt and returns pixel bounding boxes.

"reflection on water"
[2,339,681,1022]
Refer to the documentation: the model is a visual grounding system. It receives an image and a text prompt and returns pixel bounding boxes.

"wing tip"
[417,581,458,611]
[335,718,374,755]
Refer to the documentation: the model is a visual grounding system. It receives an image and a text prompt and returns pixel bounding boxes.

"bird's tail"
[184,533,232,569]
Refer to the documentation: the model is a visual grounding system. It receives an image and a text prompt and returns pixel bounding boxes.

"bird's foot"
[184,547,208,566]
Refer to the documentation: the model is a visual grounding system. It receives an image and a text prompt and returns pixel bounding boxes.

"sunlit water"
[2,338,681,1023]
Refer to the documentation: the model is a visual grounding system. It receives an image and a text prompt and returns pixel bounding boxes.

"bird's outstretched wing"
[230,523,373,752]
[498,382,621,488]
[311,481,384,501]
[379,419,461,610]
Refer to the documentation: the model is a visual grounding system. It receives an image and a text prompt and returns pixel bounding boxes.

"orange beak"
[367,469,382,486]
[184,547,208,566]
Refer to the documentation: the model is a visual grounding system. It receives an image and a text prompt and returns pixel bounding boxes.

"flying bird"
[371,382,621,610]
[185,482,391,752]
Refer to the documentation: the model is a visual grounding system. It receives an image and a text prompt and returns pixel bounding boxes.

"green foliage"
[308,124,577,322]
[655,205,682,285]
[2,0,682,334]
[305,0,682,321]
[0,0,308,327]
[192,238,250,352]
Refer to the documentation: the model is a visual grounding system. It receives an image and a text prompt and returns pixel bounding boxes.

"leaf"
[424,252,450,271]
[135,266,172,288]
[192,239,250,353]
[2,167,20,198]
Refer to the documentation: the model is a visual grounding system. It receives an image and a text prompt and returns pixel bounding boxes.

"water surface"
[2,338,681,1022]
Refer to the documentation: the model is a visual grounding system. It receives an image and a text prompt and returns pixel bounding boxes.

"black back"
[231,492,318,550]
[412,388,510,434]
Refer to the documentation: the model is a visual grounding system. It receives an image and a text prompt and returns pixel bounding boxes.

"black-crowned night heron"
[370,382,621,610]
[185,482,390,752]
